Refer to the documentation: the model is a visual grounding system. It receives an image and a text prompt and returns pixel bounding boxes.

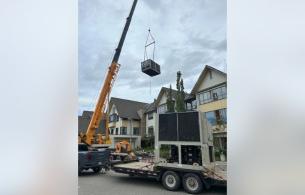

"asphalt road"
[79,170,226,195]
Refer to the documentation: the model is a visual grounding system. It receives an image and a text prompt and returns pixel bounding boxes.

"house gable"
[155,87,166,107]
[155,87,182,107]
[197,69,226,92]
[191,65,227,94]
[158,92,168,106]
[109,104,118,115]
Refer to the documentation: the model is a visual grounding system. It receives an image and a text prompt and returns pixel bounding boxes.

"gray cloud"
[79,0,226,114]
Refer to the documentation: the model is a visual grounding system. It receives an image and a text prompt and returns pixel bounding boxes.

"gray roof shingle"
[144,101,157,113]
[110,97,149,120]
[78,111,106,134]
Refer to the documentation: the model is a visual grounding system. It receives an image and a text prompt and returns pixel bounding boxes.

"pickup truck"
[78,143,110,175]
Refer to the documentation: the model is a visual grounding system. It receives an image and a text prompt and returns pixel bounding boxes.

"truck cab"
[78,143,110,175]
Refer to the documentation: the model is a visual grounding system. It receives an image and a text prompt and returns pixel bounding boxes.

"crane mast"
[83,0,138,145]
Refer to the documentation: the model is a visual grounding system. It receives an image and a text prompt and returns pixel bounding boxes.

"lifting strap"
[144,28,155,61]
[144,29,156,96]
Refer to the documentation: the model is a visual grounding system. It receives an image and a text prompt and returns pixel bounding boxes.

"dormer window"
[109,113,119,122]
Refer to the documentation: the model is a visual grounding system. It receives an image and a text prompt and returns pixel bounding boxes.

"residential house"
[155,87,191,114]
[108,97,149,149]
[190,65,227,161]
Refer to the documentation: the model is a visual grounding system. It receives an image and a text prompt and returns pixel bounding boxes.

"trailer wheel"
[161,171,181,191]
[182,173,203,194]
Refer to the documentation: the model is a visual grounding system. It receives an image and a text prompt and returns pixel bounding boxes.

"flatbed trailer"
[112,161,226,194]
[112,111,227,194]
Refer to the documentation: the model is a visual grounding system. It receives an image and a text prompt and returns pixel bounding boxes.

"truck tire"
[182,173,203,194]
[93,167,101,173]
[161,171,181,191]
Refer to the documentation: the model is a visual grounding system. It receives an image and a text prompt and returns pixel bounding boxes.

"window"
[109,114,119,122]
[220,109,227,123]
[205,108,227,126]
[212,88,220,100]
[133,127,140,135]
[199,91,211,104]
[198,85,226,105]
[115,128,118,135]
[199,93,204,103]
[221,86,226,99]
[158,104,167,114]
[213,136,227,161]
[148,112,153,120]
[192,100,197,109]
[148,126,154,137]
[186,100,197,111]
[120,127,127,135]
[186,102,192,110]
[215,109,227,125]
[205,111,216,126]
[110,128,114,135]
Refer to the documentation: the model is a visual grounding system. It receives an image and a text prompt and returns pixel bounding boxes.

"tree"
[166,84,175,113]
[180,78,185,102]
[175,71,186,112]
[176,71,181,91]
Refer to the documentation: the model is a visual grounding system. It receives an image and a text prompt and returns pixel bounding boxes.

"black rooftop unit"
[141,59,161,76]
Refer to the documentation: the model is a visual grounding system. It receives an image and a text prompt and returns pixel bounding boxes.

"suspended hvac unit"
[141,29,161,77]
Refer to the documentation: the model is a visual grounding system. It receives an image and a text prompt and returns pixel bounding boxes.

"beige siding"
[198,99,227,113]
[110,105,118,115]
[120,120,139,127]
[121,119,129,127]
[197,70,226,92]
[158,93,167,106]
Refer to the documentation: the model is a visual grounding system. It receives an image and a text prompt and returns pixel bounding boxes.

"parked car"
[78,143,110,175]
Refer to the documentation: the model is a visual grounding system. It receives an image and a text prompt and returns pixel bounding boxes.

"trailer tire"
[182,173,203,194]
[161,171,181,191]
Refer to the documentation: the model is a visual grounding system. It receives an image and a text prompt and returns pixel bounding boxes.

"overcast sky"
[79,0,226,114]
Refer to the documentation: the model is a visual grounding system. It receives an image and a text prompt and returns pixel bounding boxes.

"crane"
[79,0,138,145]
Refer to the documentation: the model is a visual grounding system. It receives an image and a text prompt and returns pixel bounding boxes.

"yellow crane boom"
[81,0,138,145]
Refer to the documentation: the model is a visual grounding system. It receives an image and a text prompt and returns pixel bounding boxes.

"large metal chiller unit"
[154,111,214,166]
